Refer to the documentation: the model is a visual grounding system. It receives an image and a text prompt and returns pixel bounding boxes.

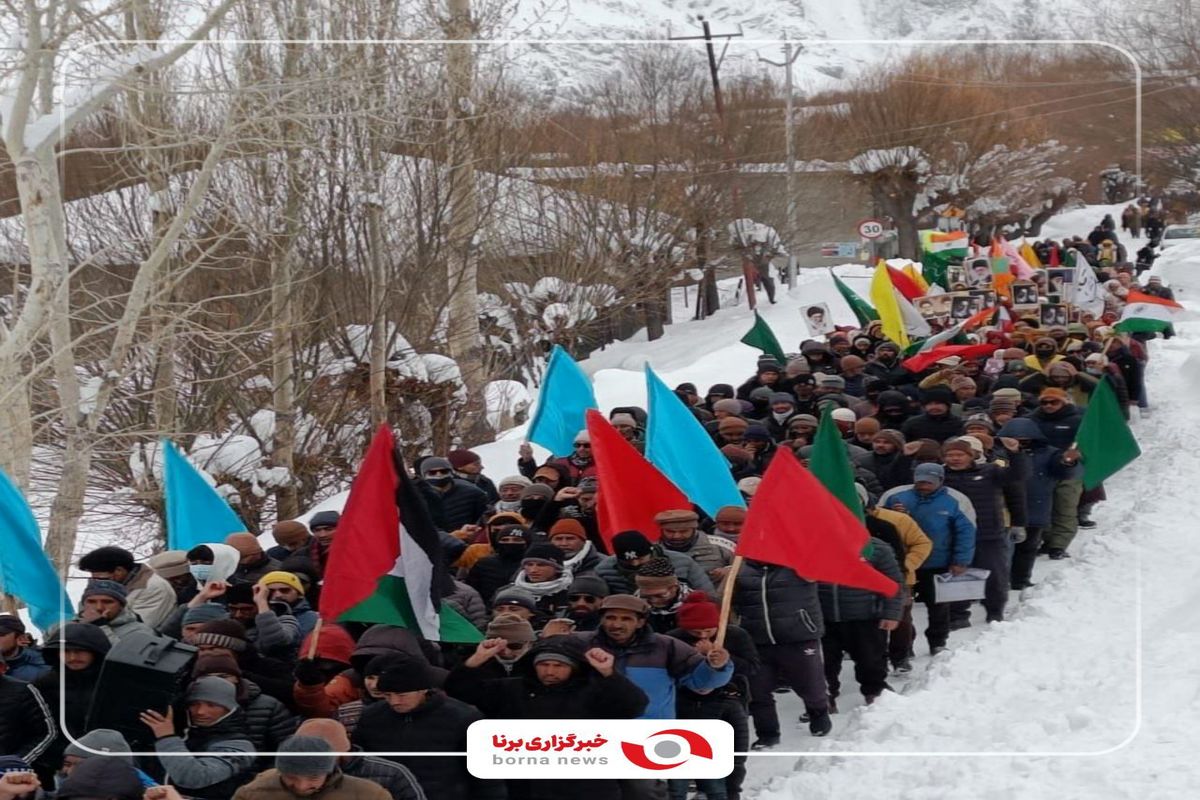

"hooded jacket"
[997,418,1081,527]
[154,710,256,799]
[732,562,823,645]
[2,645,48,682]
[464,525,531,604]
[942,459,1016,541]
[869,507,933,586]
[817,538,904,623]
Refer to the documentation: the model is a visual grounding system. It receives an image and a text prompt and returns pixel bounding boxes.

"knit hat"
[715,506,746,524]
[192,651,242,681]
[912,438,943,463]
[569,574,610,598]
[521,543,565,571]
[919,385,955,406]
[271,521,310,549]
[42,622,112,656]
[361,653,413,678]
[706,383,735,399]
[549,519,587,542]
[599,594,649,615]
[55,757,144,800]
[935,355,963,368]
[634,557,679,592]
[375,658,435,693]
[737,476,762,496]
[1039,387,1069,401]
[872,429,906,449]
[950,376,977,391]
[749,387,775,405]
[186,675,238,711]
[492,586,539,613]
[769,392,795,406]
[192,619,249,653]
[0,615,25,635]
[816,374,846,389]
[743,424,772,442]
[654,509,699,525]
[839,354,866,370]
[63,728,133,761]
[486,613,536,643]
[854,417,881,436]
[785,358,812,377]
[957,435,986,461]
[989,396,1018,415]
[257,570,306,595]
[676,591,719,629]
[611,530,653,561]
[941,438,975,457]
[488,511,526,528]
[913,463,945,486]
[712,398,743,415]
[610,412,638,428]
[756,359,782,375]
[521,483,555,500]
[964,413,996,433]
[183,603,231,627]
[721,444,751,465]
[224,532,263,559]
[1047,361,1077,377]
[420,457,454,477]
[146,549,191,579]
[309,510,340,529]
[81,579,127,605]
[276,736,338,777]
[1002,347,1027,360]
[498,474,532,490]
[447,449,482,469]
[788,414,819,429]
[532,649,582,669]
[831,408,857,423]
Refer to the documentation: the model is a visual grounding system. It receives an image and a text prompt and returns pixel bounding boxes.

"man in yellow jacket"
[870,503,933,673]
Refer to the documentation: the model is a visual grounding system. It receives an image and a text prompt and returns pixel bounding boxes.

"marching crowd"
[0,221,1164,800]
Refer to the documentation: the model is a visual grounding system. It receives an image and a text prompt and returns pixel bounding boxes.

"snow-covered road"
[744,325,1200,799]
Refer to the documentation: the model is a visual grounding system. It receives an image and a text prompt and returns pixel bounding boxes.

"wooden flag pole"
[306,618,324,660]
[714,555,743,649]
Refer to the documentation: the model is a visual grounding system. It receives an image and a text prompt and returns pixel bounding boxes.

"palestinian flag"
[1114,291,1185,334]
[919,230,969,290]
[320,424,481,643]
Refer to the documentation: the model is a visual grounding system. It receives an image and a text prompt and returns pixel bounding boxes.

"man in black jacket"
[0,658,55,765]
[465,521,530,605]
[353,656,505,800]
[1030,389,1085,559]
[446,636,648,800]
[31,623,111,782]
[901,385,965,443]
[418,457,489,532]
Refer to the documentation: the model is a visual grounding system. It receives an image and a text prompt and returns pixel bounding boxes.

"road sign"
[857,219,886,240]
[820,242,859,258]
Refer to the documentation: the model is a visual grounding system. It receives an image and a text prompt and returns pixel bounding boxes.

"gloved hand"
[294,659,325,686]
[1009,526,1027,544]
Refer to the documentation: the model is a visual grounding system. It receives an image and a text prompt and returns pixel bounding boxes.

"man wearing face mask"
[464,523,531,605]
[417,457,489,532]
[654,510,733,590]
[1024,336,1065,374]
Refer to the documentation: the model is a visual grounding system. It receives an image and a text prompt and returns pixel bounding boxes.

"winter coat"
[445,579,488,630]
[461,472,500,504]
[1029,404,1084,450]
[518,454,597,483]
[2,646,49,682]
[231,555,283,587]
[869,508,933,586]
[594,549,714,596]
[124,564,180,630]
[71,607,155,645]
[1019,372,1098,408]
[572,626,732,720]
[900,412,965,443]
[420,479,490,532]
[240,680,297,753]
[154,712,256,800]
[233,769,393,800]
[997,418,1081,527]
[864,360,910,387]
[465,554,522,605]
[0,675,55,763]
[667,625,759,706]
[341,751,428,800]
[289,599,320,638]
[877,485,977,569]
[32,665,99,773]
[659,531,732,576]
[354,690,505,800]
[733,561,824,645]
[266,536,315,563]
[817,538,904,623]
[1106,345,1144,403]
[942,460,1016,541]
[638,585,693,634]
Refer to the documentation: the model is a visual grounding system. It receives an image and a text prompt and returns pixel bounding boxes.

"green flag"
[1076,377,1141,490]
[809,404,865,522]
[919,230,968,290]
[740,312,787,364]
[831,272,878,327]
[340,575,484,643]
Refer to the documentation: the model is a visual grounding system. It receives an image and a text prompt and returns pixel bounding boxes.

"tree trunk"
[0,355,34,491]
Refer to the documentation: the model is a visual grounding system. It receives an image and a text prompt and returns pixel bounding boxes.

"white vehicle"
[1160,224,1200,249]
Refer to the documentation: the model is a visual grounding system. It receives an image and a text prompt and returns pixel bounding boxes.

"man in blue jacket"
[880,463,977,654]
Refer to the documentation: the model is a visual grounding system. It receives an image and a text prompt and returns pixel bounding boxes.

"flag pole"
[307,618,323,660]
[714,555,743,649]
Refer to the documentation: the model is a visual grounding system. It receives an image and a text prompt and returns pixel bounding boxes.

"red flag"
[963,305,997,331]
[319,425,402,621]
[735,448,898,596]
[1048,247,1061,267]
[901,343,997,373]
[886,266,924,301]
[587,409,689,550]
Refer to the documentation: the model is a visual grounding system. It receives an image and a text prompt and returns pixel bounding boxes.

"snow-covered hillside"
[505,0,1091,95]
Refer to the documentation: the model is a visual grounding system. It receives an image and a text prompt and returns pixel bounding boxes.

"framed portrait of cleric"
[1040,303,1068,327]
[1046,268,1075,303]
[947,265,968,291]
[916,294,950,319]
[948,292,974,321]
[801,302,835,336]
[1010,281,1039,311]
[964,256,993,288]
[969,288,997,308]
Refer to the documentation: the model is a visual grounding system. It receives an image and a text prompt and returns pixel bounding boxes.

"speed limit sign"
[857,219,885,239]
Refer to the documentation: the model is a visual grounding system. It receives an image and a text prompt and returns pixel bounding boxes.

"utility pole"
[671,16,757,315]
[758,39,803,257]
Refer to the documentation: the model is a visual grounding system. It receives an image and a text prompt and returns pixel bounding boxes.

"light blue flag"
[0,469,73,631]
[526,345,598,457]
[163,440,248,552]
[644,365,745,517]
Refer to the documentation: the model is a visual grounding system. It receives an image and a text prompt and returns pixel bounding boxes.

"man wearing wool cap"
[655,508,733,584]
[231,735,391,800]
[72,580,153,644]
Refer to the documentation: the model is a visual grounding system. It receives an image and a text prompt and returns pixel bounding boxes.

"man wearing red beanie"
[447,449,499,503]
[667,592,758,800]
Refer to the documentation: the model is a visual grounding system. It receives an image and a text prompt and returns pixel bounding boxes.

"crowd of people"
[0,219,1166,800]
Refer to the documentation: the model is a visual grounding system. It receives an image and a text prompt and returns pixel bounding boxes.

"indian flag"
[919,230,969,290]
[1114,290,1185,334]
